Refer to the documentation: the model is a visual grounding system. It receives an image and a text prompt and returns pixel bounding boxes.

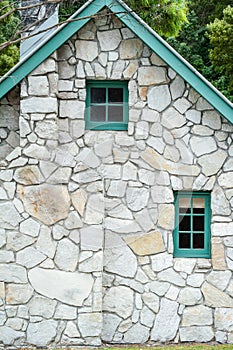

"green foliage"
[59,0,188,38]
[59,0,86,22]
[167,6,233,102]
[0,0,20,76]
[188,0,233,26]
[207,6,233,91]
[125,0,188,37]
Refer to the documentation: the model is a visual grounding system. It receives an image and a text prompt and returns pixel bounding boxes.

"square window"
[173,192,211,258]
[85,81,128,130]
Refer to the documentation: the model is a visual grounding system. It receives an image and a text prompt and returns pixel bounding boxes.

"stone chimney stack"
[20,0,59,59]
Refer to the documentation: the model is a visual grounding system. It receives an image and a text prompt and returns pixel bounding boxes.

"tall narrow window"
[173,192,211,258]
[85,81,128,130]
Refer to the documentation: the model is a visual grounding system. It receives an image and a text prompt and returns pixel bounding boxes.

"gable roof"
[0,0,232,122]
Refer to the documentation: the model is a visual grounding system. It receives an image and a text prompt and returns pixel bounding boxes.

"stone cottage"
[0,0,233,346]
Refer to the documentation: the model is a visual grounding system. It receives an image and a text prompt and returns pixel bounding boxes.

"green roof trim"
[0,0,232,122]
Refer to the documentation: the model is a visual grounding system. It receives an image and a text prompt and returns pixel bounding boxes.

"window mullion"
[106,87,109,122]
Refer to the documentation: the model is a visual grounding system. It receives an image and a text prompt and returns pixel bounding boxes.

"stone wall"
[0,87,20,162]
[0,10,233,346]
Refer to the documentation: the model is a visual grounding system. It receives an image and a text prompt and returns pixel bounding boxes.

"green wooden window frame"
[85,80,128,130]
[173,192,211,258]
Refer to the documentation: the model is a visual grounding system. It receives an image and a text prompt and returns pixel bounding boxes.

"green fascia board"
[0,0,232,123]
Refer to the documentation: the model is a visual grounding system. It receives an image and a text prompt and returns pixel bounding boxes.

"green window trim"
[173,191,211,258]
[85,80,128,130]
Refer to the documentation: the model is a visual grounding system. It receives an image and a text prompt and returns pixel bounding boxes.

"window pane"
[193,197,205,208]
[91,88,106,103]
[193,233,204,248]
[109,88,123,103]
[179,215,191,231]
[90,106,106,121]
[193,208,205,214]
[193,216,204,231]
[108,106,123,122]
[179,233,191,248]
[179,197,191,214]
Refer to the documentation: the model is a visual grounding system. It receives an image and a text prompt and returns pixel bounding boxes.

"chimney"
[20,0,59,59]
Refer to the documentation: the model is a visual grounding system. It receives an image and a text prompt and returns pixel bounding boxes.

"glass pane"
[90,106,106,122]
[193,197,205,208]
[179,232,191,248]
[109,88,123,103]
[193,208,205,214]
[108,106,123,122]
[193,216,204,231]
[91,88,106,103]
[193,197,205,214]
[193,233,204,248]
[179,197,191,214]
[179,215,191,231]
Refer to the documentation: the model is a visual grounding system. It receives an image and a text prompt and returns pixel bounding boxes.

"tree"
[128,0,188,38]
[60,0,188,38]
[0,1,20,75]
[207,6,233,90]
[188,0,232,26]
[167,2,233,102]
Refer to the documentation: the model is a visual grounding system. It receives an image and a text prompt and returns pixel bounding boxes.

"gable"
[0,0,232,122]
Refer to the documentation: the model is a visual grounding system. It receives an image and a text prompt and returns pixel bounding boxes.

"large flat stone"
[6,284,34,304]
[19,184,70,226]
[35,120,58,140]
[178,287,202,305]
[104,217,141,233]
[124,323,150,343]
[60,100,85,119]
[21,97,57,113]
[28,267,93,306]
[75,40,98,61]
[27,320,57,346]
[0,264,27,283]
[103,285,134,319]
[85,193,104,224]
[161,107,186,129]
[0,202,22,229]
[180,326,214,342]
[120,38,143,59]
[141,147,200,176]
[215,308,233,331]
[151,298,180,342]
[71,188,87,216]
[14,165,44,185]
[190,136,217,157]
[16,246,46,268]
[125,231,165,256]
[138,67,167,86]
[29,296,57,318]
[158,268,186,287]
[198,150,227,176]
[97,30,121,51]
[78,312,102,337]
[182,305,213,326]
[148,85,171,112]
[201,282,233,308]
[80,225,103,251]
[126,187,149,211]
[54,238,79,271]
[102,313,121,342]
[0,326,24,345]
[104,231,137,278]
